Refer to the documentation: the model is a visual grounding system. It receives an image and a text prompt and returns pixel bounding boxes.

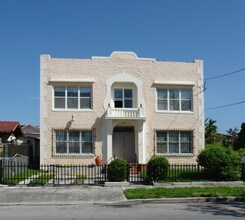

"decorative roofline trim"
[49,78,95,83]
[153,81,195,86]
[92,51,156,62]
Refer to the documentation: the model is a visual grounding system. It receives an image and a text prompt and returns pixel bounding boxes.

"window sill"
[155,110,194,114]
[52,153,95,158]
[156,153,194,157]
[52,109,93,112]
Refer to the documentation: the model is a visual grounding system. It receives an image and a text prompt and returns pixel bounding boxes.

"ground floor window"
[156,131,193,154]
[54,130,93,155]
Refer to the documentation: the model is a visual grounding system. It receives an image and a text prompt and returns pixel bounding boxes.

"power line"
[196,67,245,100]
[166,68,245,128]
[205,68,245,82]
[190,110,204,129]
[167,86,199,130]
[206,100,245,110]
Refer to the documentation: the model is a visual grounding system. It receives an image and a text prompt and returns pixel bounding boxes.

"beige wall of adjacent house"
[40,52,204,165]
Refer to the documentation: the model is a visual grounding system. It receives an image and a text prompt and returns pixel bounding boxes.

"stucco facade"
[40,51,204,165]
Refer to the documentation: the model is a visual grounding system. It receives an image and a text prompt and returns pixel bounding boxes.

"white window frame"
[53,86,93,111]
[155,131,193,156]
[53,130,94,156]
[157,89,193,112]
[114,88,133,108]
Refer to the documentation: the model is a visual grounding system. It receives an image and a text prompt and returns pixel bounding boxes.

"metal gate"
[50,164,106,185]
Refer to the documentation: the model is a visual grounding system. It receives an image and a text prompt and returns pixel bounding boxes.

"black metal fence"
[0,163,106,186]
[127,163,205,183]
[0,162,244,186]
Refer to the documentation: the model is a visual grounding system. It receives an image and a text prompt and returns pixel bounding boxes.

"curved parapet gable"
[103,72,145,110]
[92,51,156,62]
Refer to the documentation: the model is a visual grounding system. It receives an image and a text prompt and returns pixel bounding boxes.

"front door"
[113,126,135,163]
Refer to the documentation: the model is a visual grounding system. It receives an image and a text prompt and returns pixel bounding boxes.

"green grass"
[29,173,53,186]
[124,186,245,199]
[2,169,40,185]
[76,175,86,180]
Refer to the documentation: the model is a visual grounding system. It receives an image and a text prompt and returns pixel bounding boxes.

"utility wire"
[194,68,245,100]
[206,100,245,110]
[167,86,199,130]
[198,68,245,97]
[190,110,204,129]
[205,68,245,82]
[166,68,245,129]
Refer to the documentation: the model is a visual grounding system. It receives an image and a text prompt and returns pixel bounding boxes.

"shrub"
[147,156,169,182]
[197,146,242,181]
[107,158,128,182]
[237,148,245,157]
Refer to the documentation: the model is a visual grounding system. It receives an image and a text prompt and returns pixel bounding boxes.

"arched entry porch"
[112,126,136,163]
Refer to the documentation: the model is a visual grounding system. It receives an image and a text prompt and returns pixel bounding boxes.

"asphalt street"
[0,202,244,220]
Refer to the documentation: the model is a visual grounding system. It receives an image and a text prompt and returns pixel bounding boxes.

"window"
[54,87,65,109]
[114,89,133,108]
[157,89,192,111]
[67,87,78,109]
[54,86,92,110]
[54,130,93,155]
[156,131,193,154]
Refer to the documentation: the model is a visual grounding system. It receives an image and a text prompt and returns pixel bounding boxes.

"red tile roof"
[0,121,21,133]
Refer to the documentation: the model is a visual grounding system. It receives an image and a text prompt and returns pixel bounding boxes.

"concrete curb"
[153,181,245,187]
[0,197,244,207]
[99,197,245,206]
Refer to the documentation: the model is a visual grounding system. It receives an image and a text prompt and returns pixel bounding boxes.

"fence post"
[52,165,55,186]
[0,160,2,183]
[127,163,130,182]
[104,164,107,182]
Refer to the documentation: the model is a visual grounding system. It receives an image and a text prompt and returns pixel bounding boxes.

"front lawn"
[2,169,40,185]
[29,173,53,186]
[124,186,245,199]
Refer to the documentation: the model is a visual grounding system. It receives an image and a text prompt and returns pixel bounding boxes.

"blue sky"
[0,0,244,133]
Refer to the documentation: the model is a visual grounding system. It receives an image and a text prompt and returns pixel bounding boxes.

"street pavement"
[0,203,244,220]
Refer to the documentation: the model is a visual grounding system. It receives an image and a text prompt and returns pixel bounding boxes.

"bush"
[237,148,245,156]
[147,156,169,182]
[197,146,242,181]
[107,158,128,182]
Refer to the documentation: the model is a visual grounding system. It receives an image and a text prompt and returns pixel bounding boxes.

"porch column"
[102,119,113,164]
[137,120,146,163]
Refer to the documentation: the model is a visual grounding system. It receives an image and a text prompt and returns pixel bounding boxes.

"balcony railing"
[106,105,145,119]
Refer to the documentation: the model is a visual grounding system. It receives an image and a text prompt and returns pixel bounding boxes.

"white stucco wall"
[40,51,204,165]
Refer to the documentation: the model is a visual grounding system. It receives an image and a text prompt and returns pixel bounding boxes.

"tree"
[226,127,239,137]
[234,122,245,151]
[205,118,218,144]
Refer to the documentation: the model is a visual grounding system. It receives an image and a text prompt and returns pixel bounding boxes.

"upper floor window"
[157,89,192,111]
[54,86,92,110]
[114,89,133,108]
[156,131,193,154]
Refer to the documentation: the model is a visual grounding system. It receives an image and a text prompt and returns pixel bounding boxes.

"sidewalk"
[0,182,244,206]
[0,186,126,205]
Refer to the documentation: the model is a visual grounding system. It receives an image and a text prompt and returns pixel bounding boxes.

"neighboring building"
[0,121,23,144]
[0,121,29,162]
[40,51,204,165]
[20,125,40,167]
[0,121,23,157]
[0,122,40,167]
